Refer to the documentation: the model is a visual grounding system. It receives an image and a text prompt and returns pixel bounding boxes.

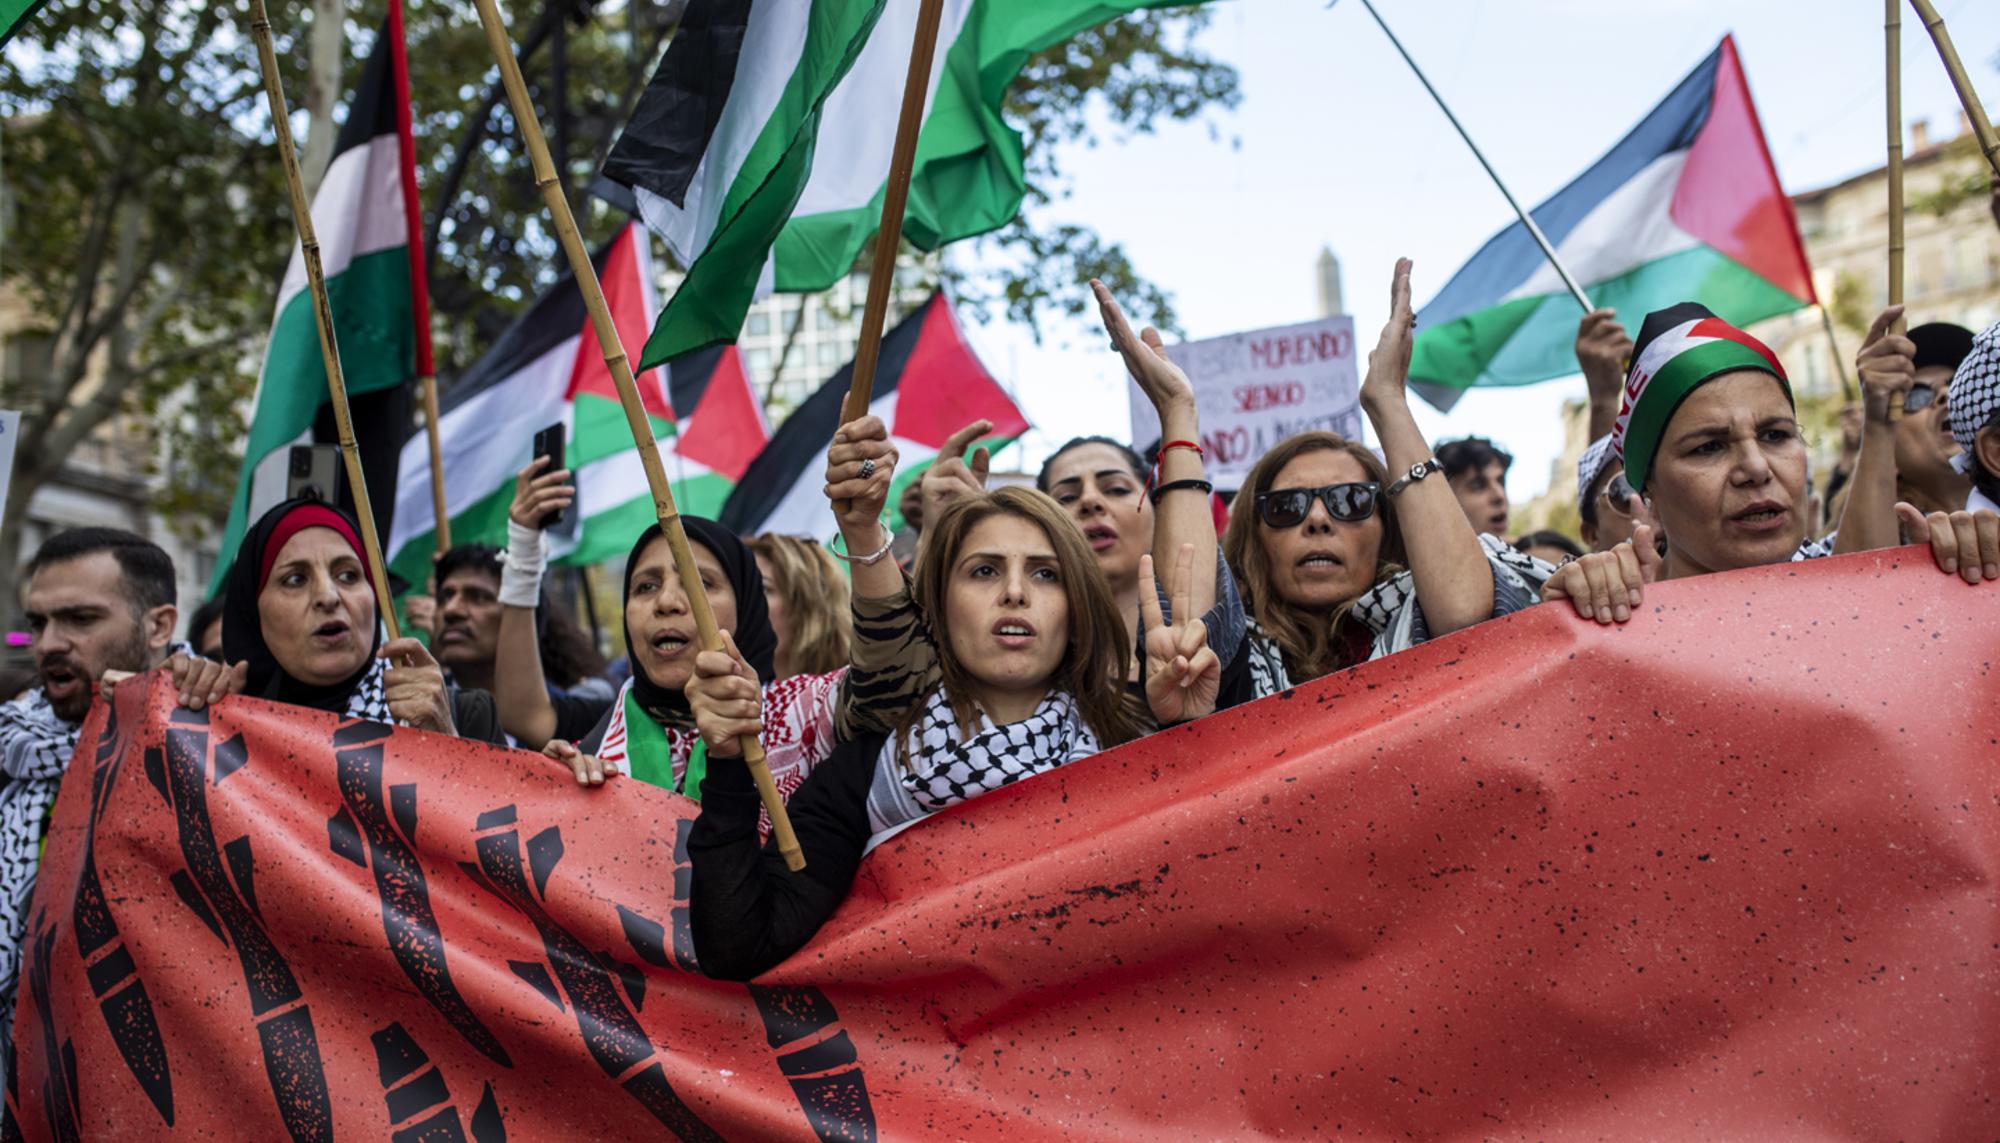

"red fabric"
[11,550,1998,1139]
[258,503,368,590]
[1670,36,1818,303]
[564,224,671,419]
[887,296,1031,449]
[676,345,769,480]
[388,0,432,378]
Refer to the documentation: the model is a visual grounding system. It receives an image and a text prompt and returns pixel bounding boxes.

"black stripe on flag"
[433,238,623,418]
[664,345,727,419]
[595,0,756,212]
[719,295,937,533]
[333,17,402,155]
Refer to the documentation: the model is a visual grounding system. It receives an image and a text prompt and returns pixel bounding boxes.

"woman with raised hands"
[684,481,1217,981]
[219,496,502,741]
[916,280,1246,720]
[1221,259,1552,702]
[1543,303,2000,625]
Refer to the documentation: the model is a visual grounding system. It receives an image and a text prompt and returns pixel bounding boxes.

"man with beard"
[1,528,184,1082]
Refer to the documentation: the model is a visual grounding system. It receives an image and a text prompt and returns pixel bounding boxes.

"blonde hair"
[749,533,852,678]
[1223,431,1406,683]
[908,486,1143,751]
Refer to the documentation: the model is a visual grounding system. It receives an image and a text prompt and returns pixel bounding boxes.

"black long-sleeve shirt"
[686,737,884,981]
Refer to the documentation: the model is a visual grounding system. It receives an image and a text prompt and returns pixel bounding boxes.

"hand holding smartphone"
[532,423,567,531]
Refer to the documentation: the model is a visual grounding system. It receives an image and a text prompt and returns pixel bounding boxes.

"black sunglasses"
[1904,383,1940,415]
[1255,482,1381,529]
[1599,471,1638,516]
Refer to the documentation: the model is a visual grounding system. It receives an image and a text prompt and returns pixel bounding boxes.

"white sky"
[955,0,2000,500]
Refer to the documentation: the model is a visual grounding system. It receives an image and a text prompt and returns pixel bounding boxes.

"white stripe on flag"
[1503,151,1698,303]
[547,440,719,561]
[272,133,409,314]
[635,3,813,264]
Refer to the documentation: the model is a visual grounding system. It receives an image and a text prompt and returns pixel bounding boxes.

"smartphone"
[532,422,566,530]
[286,444,340,503]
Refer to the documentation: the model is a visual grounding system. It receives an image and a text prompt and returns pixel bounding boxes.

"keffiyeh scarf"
[338,656,394,723]
[0,687,77,1035]
[1949,320,2000,477]
[866,687,1100,842]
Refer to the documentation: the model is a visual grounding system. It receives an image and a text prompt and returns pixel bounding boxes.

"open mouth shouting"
[1728,500,1790,534]
[38,659,83,704]
[992,618,1038,650]
[1294,549,1346,577]
[311,619,353,648]
[1081,523,1119,554]
[647,627,694,661]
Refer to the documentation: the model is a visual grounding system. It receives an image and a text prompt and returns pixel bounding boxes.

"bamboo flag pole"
[1356,0,1593,314]
[1818,305,1856,402]
[1908,0,2000,181]
[838,0,948,422]
[1886,0,1906,339]
[248,0,403,643]
[471,0,805,871]
[421,376,451,554]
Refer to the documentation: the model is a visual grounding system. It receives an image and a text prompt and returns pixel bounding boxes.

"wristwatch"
[1385,458,1442,498]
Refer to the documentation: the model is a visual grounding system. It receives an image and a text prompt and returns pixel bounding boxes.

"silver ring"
[859,458,877,479]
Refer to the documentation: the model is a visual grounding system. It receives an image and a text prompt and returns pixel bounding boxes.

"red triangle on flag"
[889,298,1031,451]
[1668,36,1817,304]
[565,225,674,419]
[678,346,769,482]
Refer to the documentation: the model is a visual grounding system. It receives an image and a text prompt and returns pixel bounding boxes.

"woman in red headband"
[220,496,504,740]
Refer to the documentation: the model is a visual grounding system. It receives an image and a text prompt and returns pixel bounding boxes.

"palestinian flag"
[1409,35,1815,412]
[215,2,429,589]
[0,0,47,48]
[720,293,1027,538]
[386,224,768,588]
[598,0,1206,368]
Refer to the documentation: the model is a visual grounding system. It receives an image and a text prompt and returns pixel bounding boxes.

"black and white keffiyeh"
[338,656,394,723]
[0,686,78,1039]
[1949,320,2000,476]
[865,687,1099,841]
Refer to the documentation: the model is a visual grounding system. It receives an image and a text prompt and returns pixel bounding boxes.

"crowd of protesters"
[6,257,2000,1002]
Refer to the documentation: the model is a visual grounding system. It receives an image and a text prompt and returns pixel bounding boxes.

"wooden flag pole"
[1357,0,1593,314]
[838,0,948,422]
[421,374,452,554]
[1908,0,2000,180]
[1818,305,1856,402]
[471,0,805,871]
[248,0,403,644]
[1886,0,1906,339]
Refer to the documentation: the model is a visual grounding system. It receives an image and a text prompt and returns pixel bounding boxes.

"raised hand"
[1140,543,1220,726]
[1359,258,1417,415]
[920,419,993,528]
[544,738,617,787]
[379,637,456,735]
[1576,307,1632,434]
[1541,523,1664,624]
[1093,279,1195,418]
[509,454,575,530]
[1856,306,1916,422]
[824,405,899,533]
[686,630,763,759]
[170,652,248,712]
[1897,502,2000,585]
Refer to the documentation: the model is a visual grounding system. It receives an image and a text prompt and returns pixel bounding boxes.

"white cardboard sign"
[0,410,19,537]
[1127,317,1362,492]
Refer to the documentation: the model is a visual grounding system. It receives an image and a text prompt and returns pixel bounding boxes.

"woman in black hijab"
[222,496,502,742]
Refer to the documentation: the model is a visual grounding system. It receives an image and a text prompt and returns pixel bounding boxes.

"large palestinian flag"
[720,293,1027,538]
[215,3,428,590]
[598,0,1209,368]
[1409,35,1815,412]
[0,0,47,48]
[386,224,767,589]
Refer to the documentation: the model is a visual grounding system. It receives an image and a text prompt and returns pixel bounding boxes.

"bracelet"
[832,527,897,566]
[1148,478,1214,505]
[1159,439,1204,458]
[1149,439,1207,497]
[1384,457,1443,498]
[499,519,547,608]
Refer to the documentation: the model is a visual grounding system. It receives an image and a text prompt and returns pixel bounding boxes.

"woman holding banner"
[683,413,1219,978]
[1220,260,1551,701]
[220,497,504,742]
[1543,303,2000,624]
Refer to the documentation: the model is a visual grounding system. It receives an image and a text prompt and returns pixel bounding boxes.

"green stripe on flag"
[1411,246,1807,394]
[0,0,48,47]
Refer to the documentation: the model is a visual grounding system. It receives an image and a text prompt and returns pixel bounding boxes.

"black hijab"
[222,496,384,714]
[623,518,776,728]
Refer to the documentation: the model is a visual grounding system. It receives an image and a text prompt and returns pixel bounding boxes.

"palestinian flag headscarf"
[1612,302,1791,493]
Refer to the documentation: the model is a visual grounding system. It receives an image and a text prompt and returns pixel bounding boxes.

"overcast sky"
[957,0,2000,500]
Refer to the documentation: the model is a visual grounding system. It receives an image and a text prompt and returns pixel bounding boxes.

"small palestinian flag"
[386,223,768,587]
[215,2,429,590]
[1410,35,1814,411]
[720,294,1027,538]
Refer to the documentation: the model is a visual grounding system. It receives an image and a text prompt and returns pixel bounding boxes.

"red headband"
[259,503,369,591]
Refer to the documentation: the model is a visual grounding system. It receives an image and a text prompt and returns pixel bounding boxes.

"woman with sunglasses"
[1575,435,1660,554]
[1220,260,1552,701]
[1827,322,1974,538]
[1545,304,2000,625]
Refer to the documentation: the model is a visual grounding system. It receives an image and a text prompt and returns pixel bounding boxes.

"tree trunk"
[300,0,345,197]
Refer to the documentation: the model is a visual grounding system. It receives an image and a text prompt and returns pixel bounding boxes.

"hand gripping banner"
[8,550,1998,1139]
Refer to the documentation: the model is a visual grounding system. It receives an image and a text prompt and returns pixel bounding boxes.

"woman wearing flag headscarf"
[1543,304,2000,623]
[683,474,1216,980]
[1219,259,1552,702]
[221,497,503,741]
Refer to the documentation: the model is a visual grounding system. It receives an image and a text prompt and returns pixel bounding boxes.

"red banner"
[9,550,1999,1139]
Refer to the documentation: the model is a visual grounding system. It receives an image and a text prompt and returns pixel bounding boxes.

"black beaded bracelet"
[1148,477,1214,504]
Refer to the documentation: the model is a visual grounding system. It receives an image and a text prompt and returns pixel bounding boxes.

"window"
[747,312,771,337]
[818,341,842,366]
[745,349,772,375]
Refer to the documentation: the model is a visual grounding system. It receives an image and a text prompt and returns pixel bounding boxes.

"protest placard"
[1127,317,1362,491]
[0,410,19,535]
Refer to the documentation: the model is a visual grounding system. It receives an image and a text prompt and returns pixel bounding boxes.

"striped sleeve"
[835,582,939,740]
